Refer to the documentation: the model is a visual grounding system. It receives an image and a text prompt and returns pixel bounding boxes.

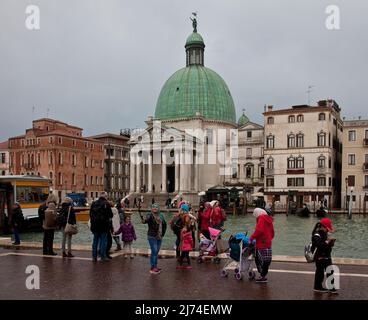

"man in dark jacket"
[90,192,113,262]
[11,202,24,245]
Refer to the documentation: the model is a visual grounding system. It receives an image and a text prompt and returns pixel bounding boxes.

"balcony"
[23,163,35,170]
[317,167,327,175]
[286,169,305,174]
[364,139,368,147]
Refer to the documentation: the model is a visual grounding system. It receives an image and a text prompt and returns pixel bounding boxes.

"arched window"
[287,156,295,169]
[296,133,304,148]
[296,156,304,169]
[288,115,295,123]
[318,155,326,168]
[267,117,274,125]
[319,113,326,121]
[318,132,326,146]
[297,115,304,122]
[245,164,253,179]
[267,157,274,169]
[266,135,275,149]
[287,134,295,148]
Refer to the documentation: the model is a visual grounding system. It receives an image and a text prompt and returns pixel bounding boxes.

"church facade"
[129,19,264,206]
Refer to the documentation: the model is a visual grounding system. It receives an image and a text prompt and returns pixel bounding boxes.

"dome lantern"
[185,14,205,66]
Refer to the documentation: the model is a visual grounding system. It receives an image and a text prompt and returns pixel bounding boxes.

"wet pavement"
[0,247,367,300]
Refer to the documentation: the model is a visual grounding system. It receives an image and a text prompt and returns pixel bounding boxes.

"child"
[177,225,194,269]
[311,218,338,294]
[114,215,137,258]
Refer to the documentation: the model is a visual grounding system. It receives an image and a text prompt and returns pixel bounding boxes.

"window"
[266,177,274,187]
[84,174,88,186]
[72,139,76,147]
[365,130,368,139]
[287,157,295,169]
[318,156,326,168]
[90,176,94,185]
[72,173,76,185]
[0,153,5,164]
[318,132,326,146]
[267,157,274,169]
[49,137,53,144]
[266,135,275,149]
[267,117,274,125]
[317,176,326,186]
[319,113,326,121]
[91,159,94,168]
[49,172,53,182]
[348,130,356,141]
[206,129,213,145]
[58,137,62,144]
[37,153,41,165]
[347,175,355,187]
[246,166,252,179]
[72,154,77,166]
[288,115,295,123]
[246,148,252,158]
[58,153,63,165]
[296,134,304,148]
[365,154,368,163]
[246,131,252,139]
[58,172,62,185]
[348,154,356,165]
[287,178,304,187]
[365,175,368,188]
[297,115,304,122]
[296,156,304,169]
[85,156,89,168]
[287,134,295,148]
[49,152,53,165]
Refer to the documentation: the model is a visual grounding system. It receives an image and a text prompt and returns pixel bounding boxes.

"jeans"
[43,229,55,254]
[148,237,162,268]
[92,232,107,259]
[61,230,72,253]
[13,228,20,244]
[314,258,334,290]
[123,241,133,256]
[175,233,181,258]
[106,232,112,256]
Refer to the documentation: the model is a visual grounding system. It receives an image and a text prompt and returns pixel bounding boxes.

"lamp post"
[345,177,348,214]
[348,187,353,219]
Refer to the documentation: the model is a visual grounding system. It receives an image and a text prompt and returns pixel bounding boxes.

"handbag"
[64,206,78,235]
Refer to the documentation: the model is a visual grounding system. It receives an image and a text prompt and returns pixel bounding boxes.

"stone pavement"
[0,246,367,300]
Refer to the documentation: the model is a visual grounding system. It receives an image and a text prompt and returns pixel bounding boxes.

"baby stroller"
[221,233,256,281]
[197,227,225,264]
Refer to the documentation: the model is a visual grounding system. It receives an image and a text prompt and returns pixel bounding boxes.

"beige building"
[341,119,368,212]
[91,133,131,201]
[263,100,343,211]
[0,141,9,176]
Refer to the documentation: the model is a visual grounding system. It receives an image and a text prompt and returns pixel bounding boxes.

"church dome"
[238,112,250,126]
[154,20,236,124]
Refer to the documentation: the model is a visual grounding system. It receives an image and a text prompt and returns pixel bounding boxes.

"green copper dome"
[185,32,204,47]
[238,113,250,126]
[154,65,236,123]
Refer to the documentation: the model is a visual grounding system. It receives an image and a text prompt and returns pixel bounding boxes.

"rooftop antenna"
[306,85,315,105]
[46,107,50,118]
[32,106,35,119]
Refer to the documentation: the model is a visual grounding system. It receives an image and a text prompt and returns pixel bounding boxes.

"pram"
[197,227,226,264]
[221,233,256,280]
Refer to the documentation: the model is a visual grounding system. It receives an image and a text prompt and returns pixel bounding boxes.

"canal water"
[18,213,368,259]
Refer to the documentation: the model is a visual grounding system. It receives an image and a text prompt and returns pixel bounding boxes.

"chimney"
[267,105,273,112]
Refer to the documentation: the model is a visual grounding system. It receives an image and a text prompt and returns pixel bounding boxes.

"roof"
[185,32,205,47]
[33,118,82,130]
[154,65,236,124]
[90,133,130,141]
[238,113,250,126]
[0,141,8,149]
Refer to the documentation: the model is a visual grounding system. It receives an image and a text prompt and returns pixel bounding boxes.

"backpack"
[170,215,183,234]
[90,200,108,225]
[304,233,321,263]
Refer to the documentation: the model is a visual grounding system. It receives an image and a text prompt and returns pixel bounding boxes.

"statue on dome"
[190,12,197,32]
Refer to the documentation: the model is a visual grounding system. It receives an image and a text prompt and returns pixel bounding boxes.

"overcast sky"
[0,0,367,142]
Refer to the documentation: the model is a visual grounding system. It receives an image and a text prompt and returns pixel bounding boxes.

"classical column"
[175,150,180,193]
[161,152,167,193]
[136,161,141,193]
[179,150,185,192]
[129,153,135,193]
[148,151,153,193]
[185,150,192,191]
[194,160,199,192]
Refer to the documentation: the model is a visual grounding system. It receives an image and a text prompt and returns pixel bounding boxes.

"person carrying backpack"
[42,202,58,255]
[311,218,338,294]
[90,192,113,262]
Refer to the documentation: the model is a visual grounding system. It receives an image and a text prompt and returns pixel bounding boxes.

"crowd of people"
[8,190,338,293]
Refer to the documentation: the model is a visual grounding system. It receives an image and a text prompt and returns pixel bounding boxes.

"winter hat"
[151,203,160,210]
[100,191,108,199]
[210,200,218,208]
[320,218,334,232]
[180,203,190,213]
[253,207,268,218]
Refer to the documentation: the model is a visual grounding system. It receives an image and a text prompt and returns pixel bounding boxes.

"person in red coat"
[249,207,275,283]
[198,202,211,240]
[209,200,226,230]
[177,226,194,269]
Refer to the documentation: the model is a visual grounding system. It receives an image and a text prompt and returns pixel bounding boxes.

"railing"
[317,167,327,174]
[265,168,274,175]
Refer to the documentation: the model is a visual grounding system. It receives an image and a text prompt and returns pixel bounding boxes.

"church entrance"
[167,166,175,193]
